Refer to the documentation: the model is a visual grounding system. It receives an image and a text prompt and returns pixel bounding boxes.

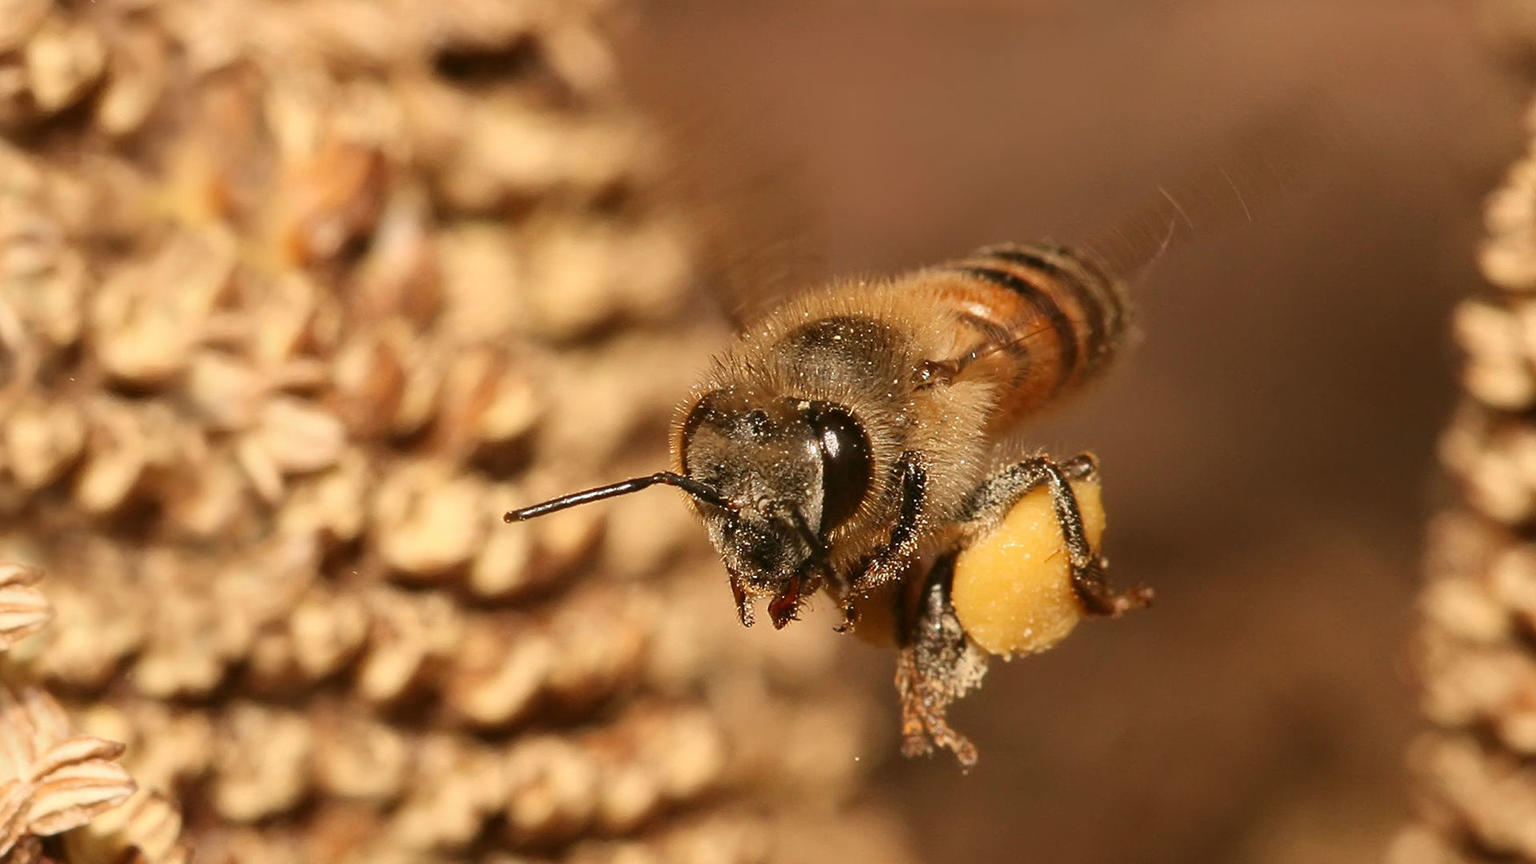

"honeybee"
[506,232,1163,766]
[501,102,1315,766]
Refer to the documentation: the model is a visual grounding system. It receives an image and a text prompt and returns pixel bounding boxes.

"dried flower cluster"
[0,565,48,652]
[0,1,907,863]
[0,685,135,863]
[1390,94,1536,864]
[0,564,169,864]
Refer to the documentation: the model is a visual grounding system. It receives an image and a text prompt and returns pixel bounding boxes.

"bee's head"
[503,388,872,629]
[675,388,872,622]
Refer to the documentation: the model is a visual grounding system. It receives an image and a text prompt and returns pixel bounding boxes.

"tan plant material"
[1394,71,1536,864]
[1479,110,1536,293]
[0,0,913,860]
[23,15,105,115]
[0,561,194,863]
[0,685,134,854]
[210,703,313,823]
[0,0,49,56]
[61,789,190,864]
[0,565,48,652]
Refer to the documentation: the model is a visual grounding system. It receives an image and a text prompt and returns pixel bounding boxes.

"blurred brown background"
[613,2,1529,862]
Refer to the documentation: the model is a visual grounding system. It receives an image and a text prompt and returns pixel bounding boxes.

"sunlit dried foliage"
[0,682,135,856]
[0,566,48,651]
[0,1,907,862]
[1390,85,1536,864]
[0,566,167,864]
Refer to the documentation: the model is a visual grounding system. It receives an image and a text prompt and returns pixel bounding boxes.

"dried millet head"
[0,1,909,862]
[0,562,189,864]
[1396,80,1536,864]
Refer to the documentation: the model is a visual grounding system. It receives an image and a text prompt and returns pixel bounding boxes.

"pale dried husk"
[0,1,908,862]
[1394,77,1536,864]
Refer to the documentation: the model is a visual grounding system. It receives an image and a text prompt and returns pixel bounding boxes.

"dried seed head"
[253,397,347,475]
[89,233,233,388]
[185,352,265,431]
[350,187,441,324]
[436,224,524,344]
[0,684,135,851]
[445,618,551,729]
[372,460,487,580]
[0,0,907,860]
[1401,86,1536,861]
[389,734,506,852]
[0,0,49,55]
[1480,149,1536,293]
[62,788,191,864]
[503,737,599,848]
[276,138,389,267]
[467,509,536,599]
[1454,298,1536,409]
[35,571,146,691]
[96,26,169,138]
[162,448,249,540]
[69,703,194,800]
[542,591,651,708]
[1409,735,1536,858]
[23,16,106,114]
[286,585,370,681]
[211,703,313,823]
[331,323,412,436]
[433,348,542,459]
[311,711,411,804]
[0,563,49,651]
[355,589,462,705]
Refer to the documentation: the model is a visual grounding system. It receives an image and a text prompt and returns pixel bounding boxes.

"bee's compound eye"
[806,404,871,532]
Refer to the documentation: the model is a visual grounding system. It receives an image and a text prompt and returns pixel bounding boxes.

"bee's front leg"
[895,553,987,769]
[852,452,928,594]
[728,575,755,627]
[963,453,1152,617]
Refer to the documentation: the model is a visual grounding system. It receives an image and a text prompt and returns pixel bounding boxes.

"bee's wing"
[1079,103,1320,283]
[974,108,1326,372]
[683,161,830,331]
[644,104,831,332]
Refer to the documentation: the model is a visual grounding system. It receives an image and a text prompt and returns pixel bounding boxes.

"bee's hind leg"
[895,552,988,769]
[962,453,1152,618]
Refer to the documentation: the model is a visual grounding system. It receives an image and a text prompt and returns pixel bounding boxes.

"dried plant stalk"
[0,1,911,862]
[1389,66,1536,864]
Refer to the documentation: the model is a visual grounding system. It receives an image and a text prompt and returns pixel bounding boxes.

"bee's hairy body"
[508,241,1151,768]
[674,243,1132,619]
[504,141,1301,765]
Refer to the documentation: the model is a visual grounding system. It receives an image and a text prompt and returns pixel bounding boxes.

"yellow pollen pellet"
[951,479,1105,657]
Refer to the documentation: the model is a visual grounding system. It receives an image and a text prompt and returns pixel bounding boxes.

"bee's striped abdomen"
[928,243,1131,431]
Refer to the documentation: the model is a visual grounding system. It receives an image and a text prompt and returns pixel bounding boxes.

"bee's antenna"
[504,472,735,522]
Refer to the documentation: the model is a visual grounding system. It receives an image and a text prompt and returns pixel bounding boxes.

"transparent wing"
[647,112,831,331]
